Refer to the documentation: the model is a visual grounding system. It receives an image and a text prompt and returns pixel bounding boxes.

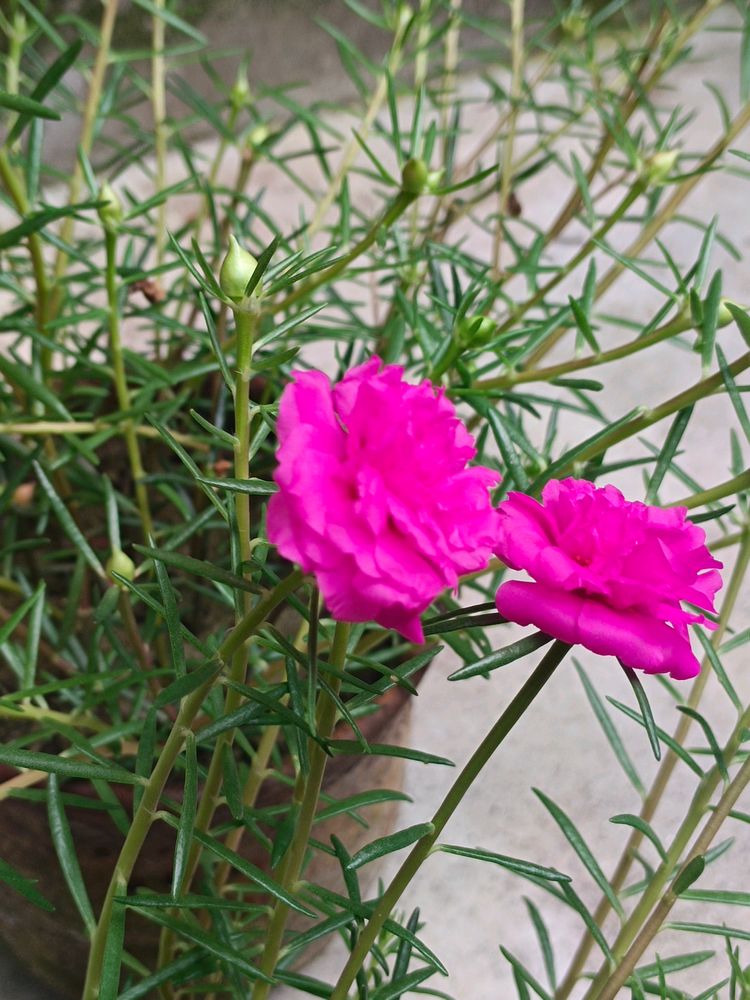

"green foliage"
[0,1,749,998]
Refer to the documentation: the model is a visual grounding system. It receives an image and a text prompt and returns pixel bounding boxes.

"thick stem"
[329,641,571,1000]
[556,532,750,999]
[251,621,352,1000]
[80,570,303,999]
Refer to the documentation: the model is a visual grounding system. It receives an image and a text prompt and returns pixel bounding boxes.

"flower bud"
[106,549,136,587]
[230,67,252,110]
[457,314,497,348]
[718,298,739,328]
[97,181,123,232]
[219,235,260,302]
[561,11,587,41]
[641,149,678,187]
[247,123,271,150]
[401,158,429,195]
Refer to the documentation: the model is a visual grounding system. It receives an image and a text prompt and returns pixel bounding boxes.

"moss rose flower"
[493,478,723,679]
[267,357,500,642]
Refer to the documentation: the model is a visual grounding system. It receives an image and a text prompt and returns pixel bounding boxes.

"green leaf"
[671,855,705,896]
[347,823,434,871]
[716,344,750,445]
[675,705,727,780]
[0,583,45,648]
[645,406,694,503]
[726,301,750,348]
[315,789,411,823]
[161,819,315,917]
[133,545,261,595]
[327,741,454,767]
[130,907,273,982]
[500,946,553,1000]
[437,844,571,883]
[371,967,436,1000]
[33,461,105,577]
[0,748,141,784]
[130,0,207,42]
[574,660,644,796]
[621,666,661,761]
[610,814,667,862]
[330,834,361,911]
[154,661,219,710]
[171,733,198,898]
[533,789,624,918]
[0,89,61,120]
[7,39,83,143]
[153,547,186,679]
[196,476,279,496]
[634,951,714,980]
[667,921,750,941]
[0,199,102,250]
[0,354,72,420]
[447,632,553,681]
[99,899,126,1000]
[0,856,54,912]
[116,950,208,1000]
[525,898,556,990]
[221,743,244,822]
[608,698,704,777]
[471,397,529,491]
[47,774,96,933]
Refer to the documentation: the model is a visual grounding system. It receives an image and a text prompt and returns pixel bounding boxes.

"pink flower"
[267,357,500,642]
[493,478,723,680]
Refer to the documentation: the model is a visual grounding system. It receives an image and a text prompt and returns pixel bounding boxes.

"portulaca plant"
[0,1,749,999]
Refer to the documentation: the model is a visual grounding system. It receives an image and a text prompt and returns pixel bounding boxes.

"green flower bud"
[219,235,260,302]
[97,181,123,232]
[106,549,136,587]
[230,67,252,110]
[457,314,497,347]
[561,11,587,41]
[641,149,678,187]
[246,123,271,150]
[401,158,429,195]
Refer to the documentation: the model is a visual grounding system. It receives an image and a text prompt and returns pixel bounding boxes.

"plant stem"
[51,0,120,306]
[556,531,750,999]
[675,469,750,510]
[151,0,168,356]
[564,350,750,476]
[329,640,571,1000]
[251,620,352,1000]
[491,0,524,276]
[104,228,155,542]
[80,569,303,999]
[273,190,418,313]
[474,313,694,392]
[304,11,410,243]
[590,754,750,1000]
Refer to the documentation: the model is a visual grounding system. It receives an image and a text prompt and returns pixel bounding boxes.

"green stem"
[474,313,694,392]
[592,756,750,1000]
[273,191,417,313]
[151,0,167,357]
[556,531,750,999]
[80,569,303,1000]
[563,350,750,476]
[675,469,750,510]
[329,640,571,1000]
[251,620,352,1000]
[51,0,120,307]
[104,228,155,542]
[491,0,524,276]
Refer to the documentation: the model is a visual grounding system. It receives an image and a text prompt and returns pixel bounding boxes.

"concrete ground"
[2,5,749,999]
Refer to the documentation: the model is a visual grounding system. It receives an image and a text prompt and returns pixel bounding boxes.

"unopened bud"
[561,11,587,41]
[641,150,678,187]
[457,314,497,348]
[401,158,429,195]
[230,67,252,110]
[718,298,739,328]
[247,123,271,150]
[219,235,260,302]
[97,181,123,232]
[106,549,135,587]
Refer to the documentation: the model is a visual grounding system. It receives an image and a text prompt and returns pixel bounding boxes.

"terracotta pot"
[0,682,414,998]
